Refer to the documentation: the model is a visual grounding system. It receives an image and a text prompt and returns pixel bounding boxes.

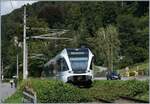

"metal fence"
[22,91,37,103]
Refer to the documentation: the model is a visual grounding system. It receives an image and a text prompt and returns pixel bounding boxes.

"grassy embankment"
[5,79,149,103]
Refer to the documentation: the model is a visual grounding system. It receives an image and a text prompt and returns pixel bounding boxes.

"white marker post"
[23,5,28,79]
[0,1,1,83]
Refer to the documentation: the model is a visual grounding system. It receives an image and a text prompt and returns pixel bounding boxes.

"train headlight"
[68,76,73,81]
[68,71,72,73]
[87,70,90,72]
[68,77,71,80]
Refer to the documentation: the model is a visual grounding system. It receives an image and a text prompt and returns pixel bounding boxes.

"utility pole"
[23,5,27,79]
[16,53,18,79]
[2,60,3,80]
[0,0,1,83]
[14,36,19,79]
[122,0,124,8]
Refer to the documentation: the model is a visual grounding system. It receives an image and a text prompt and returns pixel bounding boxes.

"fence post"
[34,92,37,104]
[22,91,37,103]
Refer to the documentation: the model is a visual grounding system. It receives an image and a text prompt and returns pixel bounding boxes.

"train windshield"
[67,48,89,72]
[70,57,88,71]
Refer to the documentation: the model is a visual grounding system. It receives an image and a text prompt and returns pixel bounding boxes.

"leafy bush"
[124,80,149,96]
[135,91,149,101]
[118,57,133,69]
[20,79,91,103]
[88,80,149,101]
[4,91,23,103]
[5,79,149,103]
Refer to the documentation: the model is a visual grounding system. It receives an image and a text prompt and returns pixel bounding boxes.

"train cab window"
[90,58,94,70]
[90,63,93,70]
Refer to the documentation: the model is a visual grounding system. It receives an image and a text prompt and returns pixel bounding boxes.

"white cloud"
[1,0,38,15]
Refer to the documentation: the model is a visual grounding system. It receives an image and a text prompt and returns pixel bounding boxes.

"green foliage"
[123,80,149,96]
[89,80,149,101]
[27,16,49,36]
[4,91,23,103]
[135,91,149,101]
[19,79,91,103]
[88,25,120,70]
[116,11,148,67]
[2,1,149,77]
[5,79,149,103]
[126,46,148,63]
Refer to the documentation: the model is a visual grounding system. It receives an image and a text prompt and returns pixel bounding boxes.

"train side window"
[57,58,69,72]
[57,59,61,72]
[61,58,69,71]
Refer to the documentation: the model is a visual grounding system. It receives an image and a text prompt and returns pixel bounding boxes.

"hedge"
[4,79,149,103]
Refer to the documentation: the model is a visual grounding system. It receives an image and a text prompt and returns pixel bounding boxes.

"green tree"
[88,25,120,71]
[2,1,149,77]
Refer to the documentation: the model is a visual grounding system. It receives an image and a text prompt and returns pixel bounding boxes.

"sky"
[1,0,38,15]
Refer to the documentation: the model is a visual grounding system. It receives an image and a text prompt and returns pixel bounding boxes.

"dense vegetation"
[2,1,149,77]
[4,79,149,103]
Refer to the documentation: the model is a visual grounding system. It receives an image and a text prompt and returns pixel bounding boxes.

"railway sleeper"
[119,96,149,103]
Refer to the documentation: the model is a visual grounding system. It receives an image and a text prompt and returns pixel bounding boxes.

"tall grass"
[4,79,149,103]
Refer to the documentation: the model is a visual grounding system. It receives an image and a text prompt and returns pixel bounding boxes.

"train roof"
[44,48,92,67]
[65,48,89,50]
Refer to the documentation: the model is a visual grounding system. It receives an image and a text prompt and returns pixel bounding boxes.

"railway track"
[94,97,113,103]
[116,96,149,103]
[95,96,149,103]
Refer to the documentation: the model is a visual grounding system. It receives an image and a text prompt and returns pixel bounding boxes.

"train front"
[66,48,94,85]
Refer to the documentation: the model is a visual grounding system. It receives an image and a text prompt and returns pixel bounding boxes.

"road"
[94,76,149,81]
[0,82,16,103]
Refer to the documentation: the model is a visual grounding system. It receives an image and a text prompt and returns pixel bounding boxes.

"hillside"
[1,1,149,78]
